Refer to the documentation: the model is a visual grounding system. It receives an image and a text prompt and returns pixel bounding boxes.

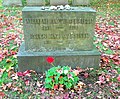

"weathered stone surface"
[72,0,90,5]
[26,0,45,6]
[22,7,96,51]
[50,0,68,5]
[2,0,22,6]
[17,43,100,72]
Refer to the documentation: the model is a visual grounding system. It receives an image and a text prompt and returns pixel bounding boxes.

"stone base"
[17,43,101,72]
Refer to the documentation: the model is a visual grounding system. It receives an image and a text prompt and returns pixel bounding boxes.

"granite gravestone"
[26,0,45,6]
[72,0,90,5]
[2,0,22,6]
[23,7,96,51]
[50,0,68,5]
[17,1,100,72]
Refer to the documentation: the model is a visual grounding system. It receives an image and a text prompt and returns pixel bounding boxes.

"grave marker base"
[17,42,100,72]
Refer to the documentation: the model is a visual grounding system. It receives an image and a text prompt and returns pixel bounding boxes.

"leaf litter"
[0,7,120,98]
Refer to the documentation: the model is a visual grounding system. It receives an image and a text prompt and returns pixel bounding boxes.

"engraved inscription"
[42,26,50,30]
[69,25,78,30]
[25,18,94,24]
[30,33,89,39]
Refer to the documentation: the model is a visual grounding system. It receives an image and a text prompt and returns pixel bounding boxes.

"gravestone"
[17,1,100,72]
[23,7,96,51]
[26,0,45,6]
[50,0,68,5]
[2,0,22,6]
[72,0,90,5]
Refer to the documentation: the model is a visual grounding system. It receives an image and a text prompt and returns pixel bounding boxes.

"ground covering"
[0,4,120,99]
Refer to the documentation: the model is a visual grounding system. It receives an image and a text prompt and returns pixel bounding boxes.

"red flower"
[46,57,54,64]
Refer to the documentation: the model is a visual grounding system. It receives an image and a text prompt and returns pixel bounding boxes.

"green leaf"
[74,76,79,82]
[5,62,14,70]
[59,78,64,84]
[55,81,59,84]
[45,83,52,89]
[105,49,114,55]
[112,78,117,82]
[2,71,8,78]
[65,83,72,89]
[0,71,8,85]
[55,74,60,82]
[117,68,120,74]
[45,78,52,83]
[69,79,74,83]
[63,76,68,81]
[0,79,4,85]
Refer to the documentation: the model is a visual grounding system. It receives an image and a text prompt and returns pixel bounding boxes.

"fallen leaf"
[0,92,5,98]
[73,70,80,76]
[25,80,30,86]
[54,84,58,90]
[99,75,105,83]
[63,93,69,99]
[117,75,120,82]
[84,73,89,78]
[40,88,46,93]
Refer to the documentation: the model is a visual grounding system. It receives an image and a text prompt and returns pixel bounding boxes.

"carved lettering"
[25,18,94,24]
[42,26,50,30]
[30,33,89,39]
[69,25,78,30]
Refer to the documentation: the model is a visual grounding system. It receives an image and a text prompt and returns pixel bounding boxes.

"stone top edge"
[22,7,96,12]
[18,43,100,56]
[18,50,101,56]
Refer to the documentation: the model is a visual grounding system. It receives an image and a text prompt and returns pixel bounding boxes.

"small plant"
[44,57,79,89]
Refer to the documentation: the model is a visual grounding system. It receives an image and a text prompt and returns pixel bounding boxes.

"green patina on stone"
[22,7,96,51]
